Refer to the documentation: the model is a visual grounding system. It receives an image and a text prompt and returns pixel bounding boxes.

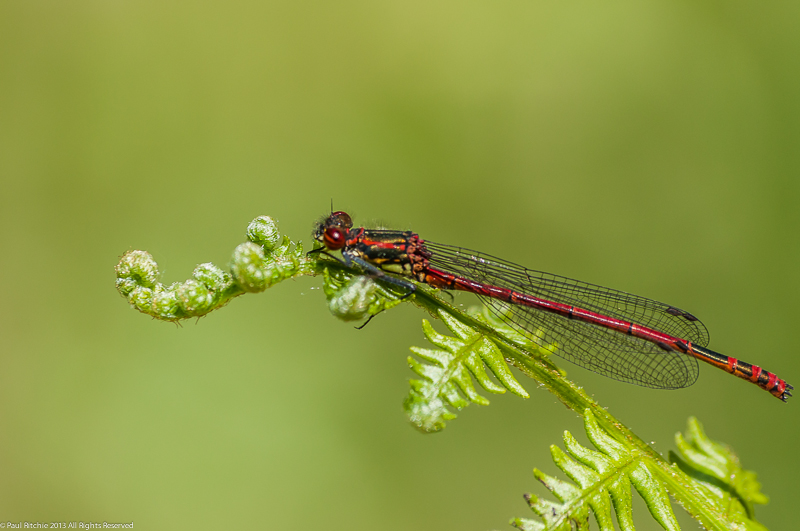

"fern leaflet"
[403,309,537,433]
[511,409,680,531]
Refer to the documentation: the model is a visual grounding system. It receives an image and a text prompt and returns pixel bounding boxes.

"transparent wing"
[425,241,704,389]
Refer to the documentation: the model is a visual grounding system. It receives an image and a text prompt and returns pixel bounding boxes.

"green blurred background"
[1,1,798,529]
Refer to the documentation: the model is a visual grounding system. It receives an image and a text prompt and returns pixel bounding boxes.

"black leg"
[349,255,417,295]
[355,314,378,330]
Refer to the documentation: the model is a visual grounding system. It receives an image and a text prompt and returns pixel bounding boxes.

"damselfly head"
[313,210,354,250]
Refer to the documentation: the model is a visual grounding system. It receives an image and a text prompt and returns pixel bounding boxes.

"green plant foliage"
[465,306,564,375]
[321,267,405,322]
[510,411,777,531]
[115,216,309,321]
[511,410,680,531]
[403,309,532,433]
[669,418,769,531]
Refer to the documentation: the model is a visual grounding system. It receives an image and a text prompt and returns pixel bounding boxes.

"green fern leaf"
[513,409,681,531]
[466,306,564,374]
[403,309,531,433]
[670,418,769,530]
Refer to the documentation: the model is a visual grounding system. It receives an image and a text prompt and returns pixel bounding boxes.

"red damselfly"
[312,211,791,401]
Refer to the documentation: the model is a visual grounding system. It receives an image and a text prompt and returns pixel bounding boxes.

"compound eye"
[329,211,353,229]
[324,227,347,250]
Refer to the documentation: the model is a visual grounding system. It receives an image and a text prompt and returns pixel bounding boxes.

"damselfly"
[312,211,791,401]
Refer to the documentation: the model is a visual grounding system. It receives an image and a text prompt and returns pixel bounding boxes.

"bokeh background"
[1,1,798,529]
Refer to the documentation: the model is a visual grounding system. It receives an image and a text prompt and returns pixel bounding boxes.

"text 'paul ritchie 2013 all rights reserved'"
[1,523,133,529]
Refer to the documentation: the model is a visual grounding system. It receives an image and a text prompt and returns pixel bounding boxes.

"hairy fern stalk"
[116,215,775,531]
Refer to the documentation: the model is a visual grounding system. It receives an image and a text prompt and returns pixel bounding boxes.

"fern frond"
[510,412,778,531]
[512,409,680,531]
[467,306,564,374]
[403,309,538,433]
[669,418,769,531]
